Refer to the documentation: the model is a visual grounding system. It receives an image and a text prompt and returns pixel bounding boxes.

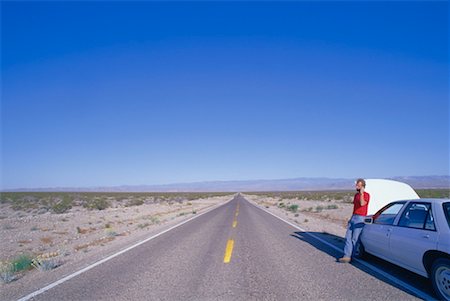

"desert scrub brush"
[31,252,62,271]
[0,261,16,283]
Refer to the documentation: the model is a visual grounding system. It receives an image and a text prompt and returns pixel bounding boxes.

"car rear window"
[443,202,450,229]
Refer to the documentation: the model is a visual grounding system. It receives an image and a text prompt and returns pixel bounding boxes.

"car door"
[389,202,439,276]
[362,202,406,258]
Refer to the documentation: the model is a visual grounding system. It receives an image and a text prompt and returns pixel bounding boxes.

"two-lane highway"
[23,195,423,300]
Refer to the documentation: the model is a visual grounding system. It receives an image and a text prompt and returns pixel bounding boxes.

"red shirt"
[353,192,370,216]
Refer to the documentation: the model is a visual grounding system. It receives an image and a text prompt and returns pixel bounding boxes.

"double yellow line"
[223,201,239,263]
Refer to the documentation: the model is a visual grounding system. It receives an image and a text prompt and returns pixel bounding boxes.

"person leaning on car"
[339,178,370,263]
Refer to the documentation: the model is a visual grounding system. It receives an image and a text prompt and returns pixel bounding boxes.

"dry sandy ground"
[243,193,354,238]
[0,195,232,298]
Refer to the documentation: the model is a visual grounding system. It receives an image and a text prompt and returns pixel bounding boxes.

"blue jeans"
[343,214,365,258]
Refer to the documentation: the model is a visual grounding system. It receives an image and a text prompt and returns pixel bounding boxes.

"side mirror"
[364,217,373,224]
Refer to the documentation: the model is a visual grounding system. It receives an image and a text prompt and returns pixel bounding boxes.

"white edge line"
[246,198,434,301]
[17,197,235,301]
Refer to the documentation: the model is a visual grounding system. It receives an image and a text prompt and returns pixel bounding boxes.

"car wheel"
[431,258,450,301]
[354,240,366,259]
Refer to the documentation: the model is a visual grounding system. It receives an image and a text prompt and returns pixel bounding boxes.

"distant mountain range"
[4,176,449,192]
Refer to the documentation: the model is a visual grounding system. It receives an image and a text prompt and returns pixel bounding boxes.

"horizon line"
[1,174,448,192]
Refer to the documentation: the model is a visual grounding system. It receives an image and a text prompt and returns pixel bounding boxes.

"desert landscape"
[0,192,233,287]
[0,189,448,292]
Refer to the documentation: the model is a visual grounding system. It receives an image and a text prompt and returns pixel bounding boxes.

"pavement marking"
[223,200,239,263]
[16,198,235,301]
[223,239,235,263]
[249,200,435,301]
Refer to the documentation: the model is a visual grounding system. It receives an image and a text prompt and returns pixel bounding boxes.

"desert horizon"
[3,175,449,192]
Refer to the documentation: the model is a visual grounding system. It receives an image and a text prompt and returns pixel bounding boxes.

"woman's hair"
[356,178,366,187]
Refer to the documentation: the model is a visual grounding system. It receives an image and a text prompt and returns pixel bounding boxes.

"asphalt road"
[24,195,432,300]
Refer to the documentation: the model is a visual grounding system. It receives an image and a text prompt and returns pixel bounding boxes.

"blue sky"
[1,1,449,189]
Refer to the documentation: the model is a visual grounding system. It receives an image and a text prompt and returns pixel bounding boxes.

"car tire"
[354,240,367,259]
[431,258,450,301]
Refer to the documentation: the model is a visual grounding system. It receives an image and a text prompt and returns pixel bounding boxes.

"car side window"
[424,208,436,231]
[398,202,435,231]
[373,202,406,225]
[443,203,450,229]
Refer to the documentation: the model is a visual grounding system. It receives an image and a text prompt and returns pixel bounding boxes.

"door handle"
[386,228,392,237]
[422,234,430,239]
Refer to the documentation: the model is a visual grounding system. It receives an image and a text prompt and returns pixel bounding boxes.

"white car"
[359,198,450,300]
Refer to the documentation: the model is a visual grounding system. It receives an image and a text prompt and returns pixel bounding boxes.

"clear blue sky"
[1,1,449,189]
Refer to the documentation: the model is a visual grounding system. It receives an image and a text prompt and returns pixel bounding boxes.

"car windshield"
[443,202,450,229]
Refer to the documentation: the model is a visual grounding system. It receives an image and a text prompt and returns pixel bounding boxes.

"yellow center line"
[223,200,240,264]
[223,239,234,263]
